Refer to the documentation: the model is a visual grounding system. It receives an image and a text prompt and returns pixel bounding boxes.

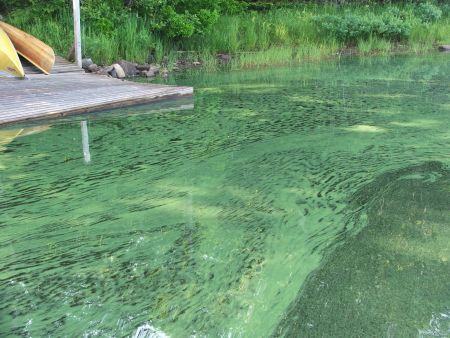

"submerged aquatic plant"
[275,161,450,337]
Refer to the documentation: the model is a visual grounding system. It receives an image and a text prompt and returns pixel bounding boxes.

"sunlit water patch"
[1,55,449,337]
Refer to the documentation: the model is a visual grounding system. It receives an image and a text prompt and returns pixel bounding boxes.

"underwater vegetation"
[274,161,450,337]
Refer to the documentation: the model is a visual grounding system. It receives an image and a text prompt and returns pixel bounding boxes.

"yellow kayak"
[0,26,24,77]
[0,125,49,151]
[0,21,54,75]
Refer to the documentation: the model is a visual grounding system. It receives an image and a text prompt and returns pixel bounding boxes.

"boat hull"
[0,26,24,77]
[0,21,55,75]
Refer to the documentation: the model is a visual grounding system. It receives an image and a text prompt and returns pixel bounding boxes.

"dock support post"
[81,121,91,163]
[72,0,82,68]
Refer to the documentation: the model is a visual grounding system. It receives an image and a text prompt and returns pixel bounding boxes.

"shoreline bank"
[5,3,450,74]
[84,44,448,81]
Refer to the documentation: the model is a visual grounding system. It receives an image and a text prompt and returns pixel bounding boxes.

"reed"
[358,36,392,56]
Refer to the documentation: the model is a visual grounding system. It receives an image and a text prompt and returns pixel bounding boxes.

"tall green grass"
[7,10,170,65]
[5,3,450,69]
[8,10,74,58]
[181,4,450,68]
[357,36,392,56]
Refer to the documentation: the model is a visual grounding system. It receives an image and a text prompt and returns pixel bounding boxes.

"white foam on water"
[418,311,450,337]
[132,323,170,338]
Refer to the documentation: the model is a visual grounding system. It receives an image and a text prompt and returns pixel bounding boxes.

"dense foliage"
[1,1,448,38]
[416,2,442,23]
[1,0,244,38]
[1,1,449,66]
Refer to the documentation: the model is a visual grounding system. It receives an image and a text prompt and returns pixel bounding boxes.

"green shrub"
[314,12,411,44]
[379,14,411,41]
[442,4,450,18]
[416,2,442,24]
[131,0,242,38]
[81,0,128,35]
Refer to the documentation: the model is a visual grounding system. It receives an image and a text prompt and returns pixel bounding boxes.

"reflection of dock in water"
[0,125,49,150]
[0,98,194,164]
[0,56,193,126]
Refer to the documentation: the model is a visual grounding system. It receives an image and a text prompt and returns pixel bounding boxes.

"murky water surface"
[1,55,449,337]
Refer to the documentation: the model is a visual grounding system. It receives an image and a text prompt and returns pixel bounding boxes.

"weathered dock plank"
[20,56,88,75]
[0,57,193,125]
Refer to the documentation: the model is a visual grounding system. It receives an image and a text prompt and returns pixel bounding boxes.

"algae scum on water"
[1,55,450,337]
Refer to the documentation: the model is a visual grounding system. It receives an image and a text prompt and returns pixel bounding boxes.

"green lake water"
[1,55,449,337]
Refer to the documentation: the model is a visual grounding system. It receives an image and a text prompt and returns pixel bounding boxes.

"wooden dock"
[0,57,193,125]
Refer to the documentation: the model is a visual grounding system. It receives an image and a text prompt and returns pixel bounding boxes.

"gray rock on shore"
[82,58,94,69]
[150,65,160,75]
[136,64,151,71]
[82,56,176,79]
[111,64,126,78]
[117,60,139,76]
[438,45,450,52]
[87,64,99,73]
[96,65,113,76]
[142,69,155,78]
[218,53,232,64]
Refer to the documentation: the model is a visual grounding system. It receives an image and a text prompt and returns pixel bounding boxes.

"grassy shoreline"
[5,3,450,70]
